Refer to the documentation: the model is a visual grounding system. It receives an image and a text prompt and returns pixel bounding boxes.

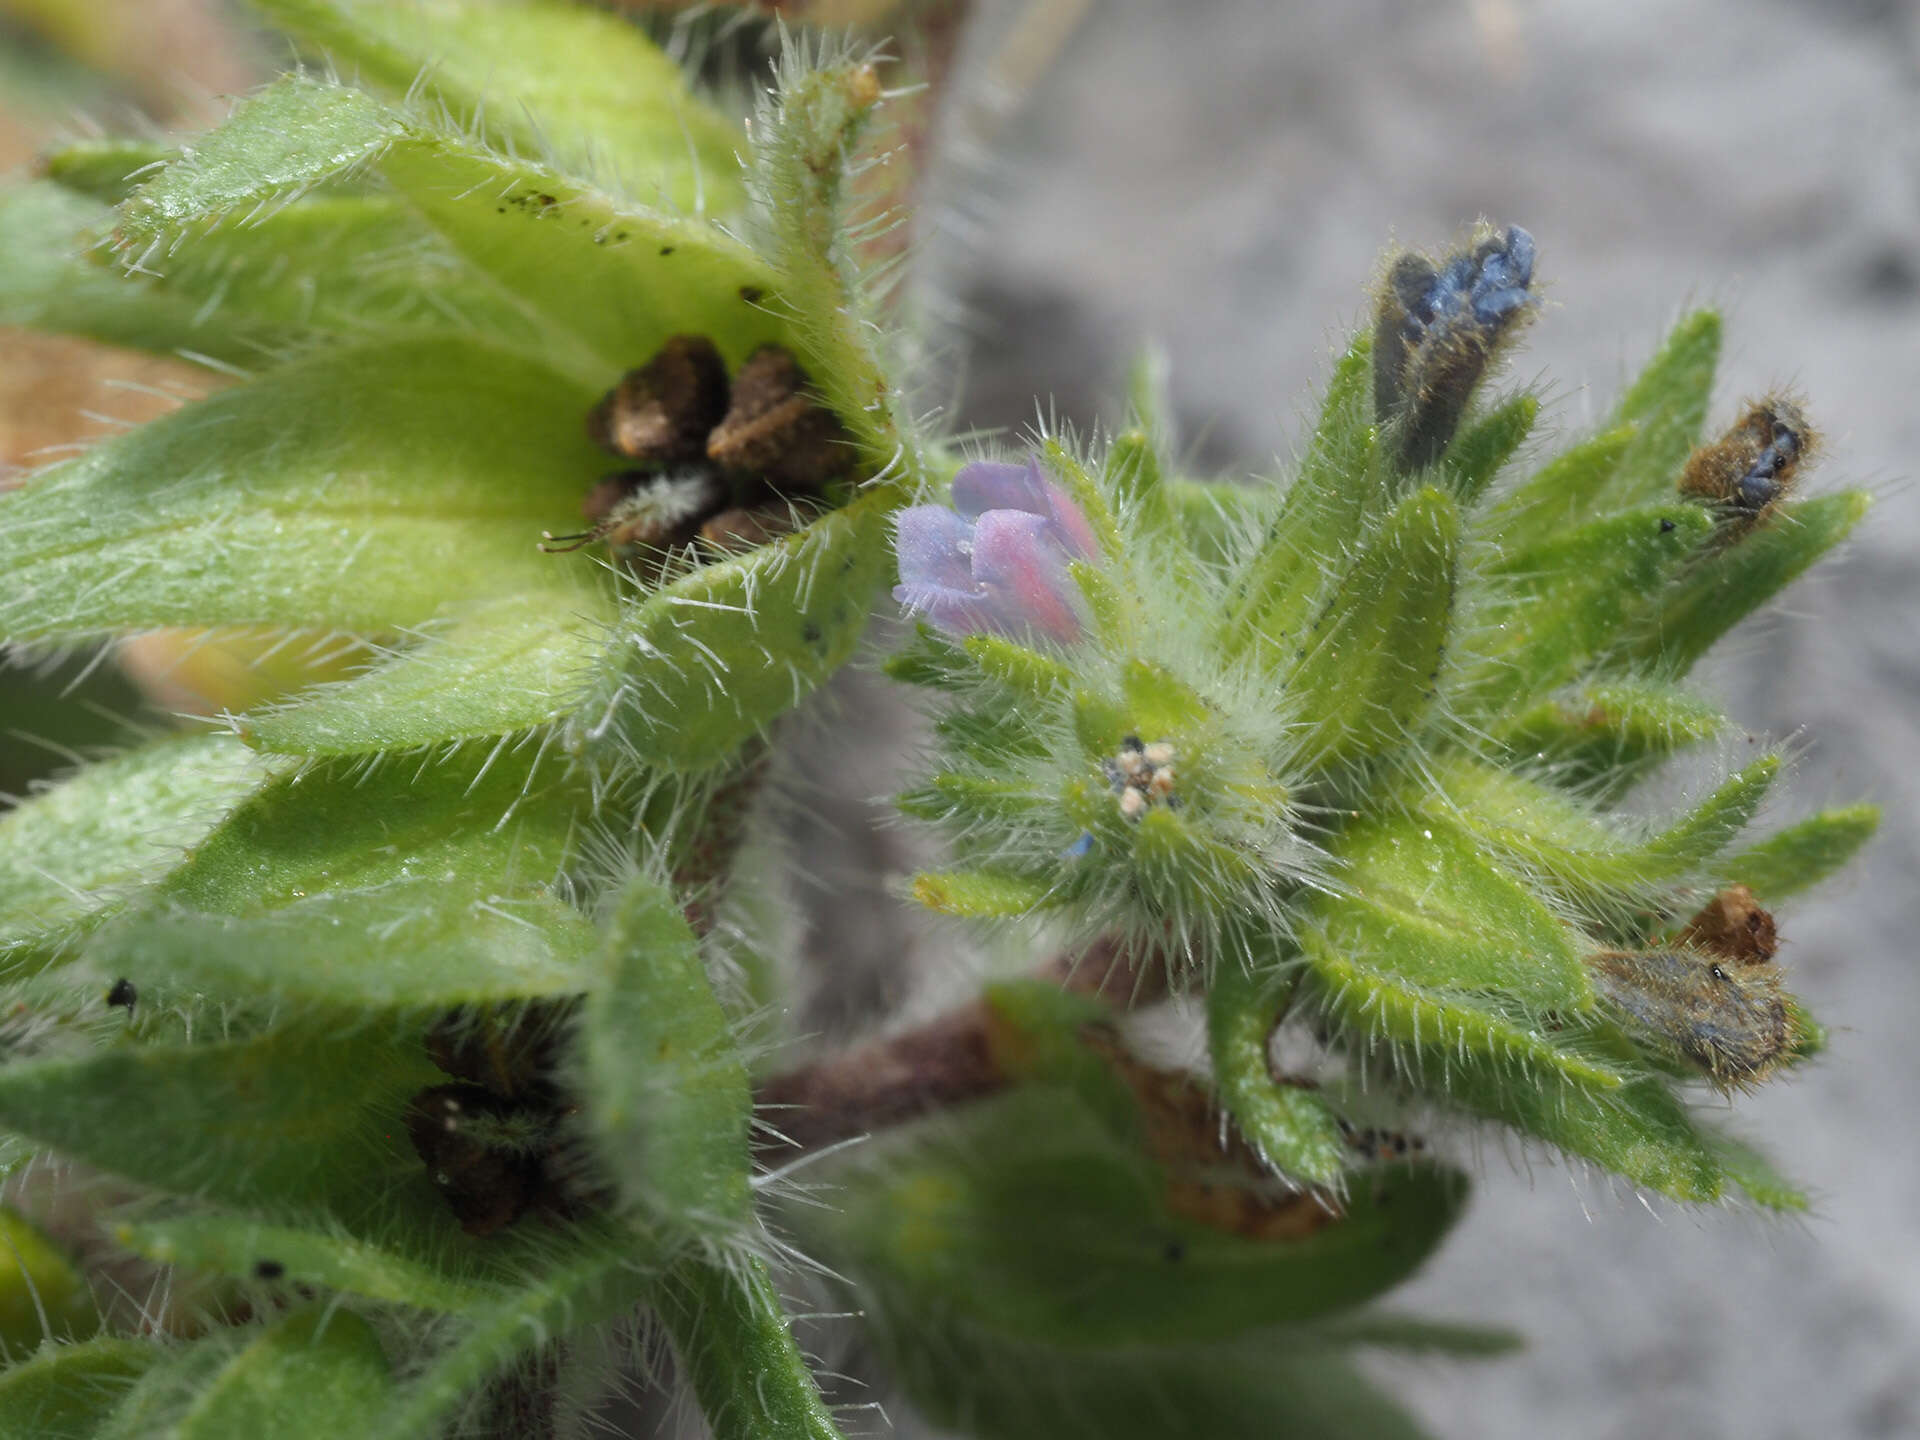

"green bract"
[0,6,1875,1440]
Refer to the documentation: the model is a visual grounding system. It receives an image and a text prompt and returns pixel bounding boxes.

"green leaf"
[865,1310,1439,1440]
[1495,679,1725,791]
[1699,1127,1808,1212]
[1604,309,1721,507]
[0,181,286,364]
[90,1335,245,1440]
[1222,332,1379,659]
[113,1214,497,1312]
[1207,961,1349,1186]
[1459,503,1715,717]
[1314,813,1593,1013]
[579,876,751,1232]
[0,1336,157,1438]
[0,1024,438,1213]
[87,885,598,1012]
[1627,492,1872,673]
[1719,805,1880,903]
[0,735,272,969]
[241,594,615,756]
[173,1308,392,1439]
[651,1253,846,1440]
[39,139,173,207]
[370,1222,650,1440]
[117,76,401,251]
[0,337,610,640]
[1485,423,1636,553]
[1433,754,1778,912]
[153,747,584,916]
[1285,485,1461,769]
[249,0,745,214]
[571,488,897,773]
[1444,392,1537,506]
[792,1086,1466,1348]
[0,1205,98,1356]
[1303,942,1629,1092]
[376,136,793,387]
[909,868,1054,918]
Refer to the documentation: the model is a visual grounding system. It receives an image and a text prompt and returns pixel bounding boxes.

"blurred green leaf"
[0,337,608,640]
[0,1336,156,1437]
[1719,804,1879,903]
[1444,392,1537,506]
[0,1205,98,1357]
[1486,423,1635,553]
[173,1308,392,1439]
[241,595,615,756]
[652,1253,846,1440]
[909,868,1053,918]
[249,0,746,213]
[38,139,172,206]
[0,735,272,969]
[571,489,897,773]
[579,875,750,1232]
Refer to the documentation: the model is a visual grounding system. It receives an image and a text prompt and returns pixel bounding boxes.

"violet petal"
[971,509,1084,643]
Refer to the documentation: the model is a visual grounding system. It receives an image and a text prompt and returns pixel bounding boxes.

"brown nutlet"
[697,504,803,557]
[706,345,852,491]
[1586,946,1794,1088]
[587,334,729,465]
[1679,395,1816,519]
[1676,884,1778,965]
[403,1084,542,1237]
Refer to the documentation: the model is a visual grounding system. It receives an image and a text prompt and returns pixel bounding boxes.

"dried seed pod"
[586,334,729,465]
[1679,395,1815,520]
[1676,884,1778,965]
[403,1084,544,1236]
[706,345,852,491]
[696,503,802,557]
[1586,946,1794,1088]
[541,468,728,554]
[1372,224,1537,472]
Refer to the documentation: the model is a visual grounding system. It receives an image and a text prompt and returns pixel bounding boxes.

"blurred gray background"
[897,2,1920,1436]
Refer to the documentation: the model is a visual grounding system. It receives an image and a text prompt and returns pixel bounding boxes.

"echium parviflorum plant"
[0,2,1880,1437]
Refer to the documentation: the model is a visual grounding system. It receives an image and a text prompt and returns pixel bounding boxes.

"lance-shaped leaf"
[868,1315,1440,1440]
[0,1023,438,1214]
[791,1086,1466,1349]
[0,181,288,365]
[1457,503,1714,718]
[0,336,610,641]
[171,1308,393,1439]
[0,1205,99,1355]
[1285,485,1461,770]
[250,0,745,214]
[0,1337,158,1436]
[1222,333,1379,660]
[577,875,750,1234]
[1314,812,1593,1014]
[368,1221,651,1440]
[114,1214,500,1313]
[0,734,272,969]
[1485,422,1636,553]
[117,77,401,253]
[153,748,584,916]
[89,1335,247,1440]
[86,885,598,1012]
[1432,754,1777,913]
[1443,392,1537,506]
[1718,804,1879,903]
[241,594,615,756]
[1495,679,1725,791]
[571,489,897,773]
[1600,309,1721,509]
[377,137,795,388]
[1625,492,1871,674]
[650,1253,848,1440]
[41,139,173,206]
[1207,961,1350,1187]
[910,868,1054,919]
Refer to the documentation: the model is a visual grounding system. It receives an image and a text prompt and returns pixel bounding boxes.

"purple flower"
[893,457,1099,644]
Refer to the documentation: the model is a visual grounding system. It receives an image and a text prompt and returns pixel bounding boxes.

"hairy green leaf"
[249,0,745,213]
[1207,962,1349,1186]
[1719,804,1880,904]
[579,875,750,1232]
[1444,392,1537,506]
[241,595,615,756]
[1486,422,1636,553]
[0,1336,157,1437]
[909,868,1054,918]
[0,735,272,969]
[1604,309,1720,507]
[174,1308,392,1438]
[0,337,608,640]
[1496,679,1725,790]
[40,140,173,206]
[571,489,897,772]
